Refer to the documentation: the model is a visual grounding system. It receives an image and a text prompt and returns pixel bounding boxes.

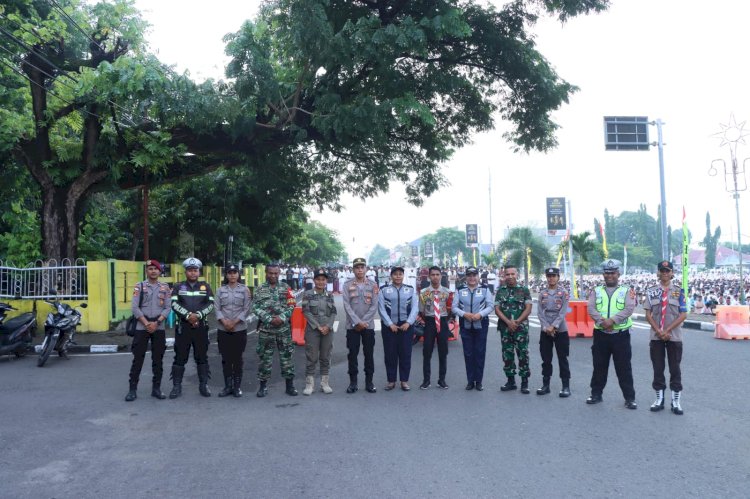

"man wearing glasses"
[586,259,638,409]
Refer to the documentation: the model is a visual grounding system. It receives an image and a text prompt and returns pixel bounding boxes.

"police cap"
[182,257,202,270]
[545,267,560,276]
[657,260,673,271]
[602,259,621,272]
[225,263,240,273]
[313,268,328,278]
[390,266,405,275]
[465,266,479,275]
[353,257,366,267]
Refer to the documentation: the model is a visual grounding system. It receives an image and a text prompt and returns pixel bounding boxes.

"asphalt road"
[1,296,749,499]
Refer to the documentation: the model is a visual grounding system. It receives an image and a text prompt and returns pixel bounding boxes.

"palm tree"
[569,231,602,273]
[497,227,551,284]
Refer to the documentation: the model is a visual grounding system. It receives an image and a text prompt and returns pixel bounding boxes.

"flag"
[600,223,609,259]
[526,247,532,274]
[458,251,464,267]
[623,244,628,276]
[682,207,689,293]
[473,248,477,266]
[556,247,563,267]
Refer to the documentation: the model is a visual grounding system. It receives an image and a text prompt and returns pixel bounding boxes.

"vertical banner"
[682,207,689,292]
[424,242,433,258]
[623,244,628,276]
[411,246,419,258]
[546,197,567,236]
[600,223,609,259]
[526,247,531,275]
[465,224,478,247]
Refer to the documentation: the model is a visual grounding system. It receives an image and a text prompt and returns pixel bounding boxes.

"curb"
[631,313,715,332]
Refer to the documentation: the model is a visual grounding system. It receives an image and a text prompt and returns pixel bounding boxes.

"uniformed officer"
[378,266,419,391]
[644,261,688,415]
[451,266,494,391]
[536,267,571,397]
[418,266,453,389]
[253,263,298,397]
[586,259,638,409]
[495,266,533,394]
[169,257,215,399]
[215,263,252,398]
[125,259,171,401]
[300,268,338,395]
[342,257,380,394]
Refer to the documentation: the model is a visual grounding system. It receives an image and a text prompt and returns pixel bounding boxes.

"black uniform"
[170,280,214,386]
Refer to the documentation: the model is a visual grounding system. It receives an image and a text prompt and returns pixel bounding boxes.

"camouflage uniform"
[494,284,533,378]
[253,281,296,381]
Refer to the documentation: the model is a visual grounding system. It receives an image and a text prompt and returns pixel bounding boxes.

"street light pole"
[654,119,669,260]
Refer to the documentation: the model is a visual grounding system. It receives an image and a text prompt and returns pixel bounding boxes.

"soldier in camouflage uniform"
[300,268,338,395]
[252,263,298,397]
[494,266,533,394]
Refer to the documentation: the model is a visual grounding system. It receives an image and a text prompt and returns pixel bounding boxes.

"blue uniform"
[451,284,494,385]
[378,283,419,383]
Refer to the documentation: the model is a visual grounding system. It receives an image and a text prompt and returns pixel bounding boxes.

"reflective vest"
[594,285,633,330]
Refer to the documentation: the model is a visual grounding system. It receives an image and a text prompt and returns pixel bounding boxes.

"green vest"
[594,285,633,330]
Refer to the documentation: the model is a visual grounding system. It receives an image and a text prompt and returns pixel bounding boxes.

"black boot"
[559,379,571,398]
[537,376,551,395]
[501,376,517,391]
[365,375,377,393]
[125,383,137,402]
[197,364,211,397]
[346,375,358,394]
[520,377,530,394]
[169,365,184,399]
[285,377,298,396]
[256,380,268,398]
[218,377,234,397]
[233,375,243,397]
[151,382,166,400]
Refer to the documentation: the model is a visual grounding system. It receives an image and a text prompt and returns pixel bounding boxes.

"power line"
[47,0,106,53]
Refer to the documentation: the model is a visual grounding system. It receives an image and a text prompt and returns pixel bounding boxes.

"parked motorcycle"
[37,293,87,367]
[0,302,37,358]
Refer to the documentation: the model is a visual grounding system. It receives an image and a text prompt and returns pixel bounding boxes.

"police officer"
[300,268,338,395]
[342,257,380,394]
[215,263,252,398]
[253,263,298,397]
[644,261,688,415]
[586,259,637,409]
[451,266,494,391]
[495,266,533,394]
[125,259,171,401]
[418,266,453,389]
[378,266,419,391]
[536,267,571,397]
[169,257,215,399]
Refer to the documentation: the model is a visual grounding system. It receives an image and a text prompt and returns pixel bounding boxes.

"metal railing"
[0,259,88,299]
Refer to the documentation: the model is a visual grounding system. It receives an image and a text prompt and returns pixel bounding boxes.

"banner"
[682,207,689,292]
[411,245,419,257]
[526,247,532,275]
[465,224,478,247]
[424,242,433,258]
[546,197,567,235]
[600,223,609,259]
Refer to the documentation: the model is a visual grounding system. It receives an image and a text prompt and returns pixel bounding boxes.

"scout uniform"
[300,268,338,394]
[418,283,453,389]
[536,267,571,397]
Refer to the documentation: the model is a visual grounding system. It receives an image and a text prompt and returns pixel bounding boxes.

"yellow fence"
[2,260,264,333]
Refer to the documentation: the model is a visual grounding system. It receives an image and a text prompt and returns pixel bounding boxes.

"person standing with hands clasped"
[378,266,419,391]
[342,258,380,394]
[536,267,571,397]
[644,261,688,415]
[300,268,338,395]
[418,266,453,390]
[215,264,252,398]
[125,259,171,402]
[495,266,533,394]
[586,259,638,409]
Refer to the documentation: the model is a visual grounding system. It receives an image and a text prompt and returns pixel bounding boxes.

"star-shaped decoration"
[712,113,750,148]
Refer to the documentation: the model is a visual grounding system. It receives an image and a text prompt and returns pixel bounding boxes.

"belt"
[594,328,630,334]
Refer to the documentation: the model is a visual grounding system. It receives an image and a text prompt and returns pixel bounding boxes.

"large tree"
[1,0,609,260]
[497,226,550,284]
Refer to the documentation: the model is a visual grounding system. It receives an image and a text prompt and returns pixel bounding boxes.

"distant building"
[688,245,750,269]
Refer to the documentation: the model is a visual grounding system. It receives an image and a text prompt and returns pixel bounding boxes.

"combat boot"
[559,379,571,398]
[256,380,268,398]
[500,376,517,391]
[218,377,234,398]
[320,375,333,394]
[671,391,683,415]
[303,376,314,396]
[169,365,184,399]
[520,377,530,394]
[125,383,137,402]
[285,377,298,396]
[233,375,243,397]
[365,375,377,393]
[536,377,551,395]
[197,364,211,397]
[346,375,358,394]
[650,389,665,412]
[151,382,166,400]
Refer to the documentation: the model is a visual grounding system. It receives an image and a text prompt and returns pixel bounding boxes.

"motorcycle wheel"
[37,334,54,367]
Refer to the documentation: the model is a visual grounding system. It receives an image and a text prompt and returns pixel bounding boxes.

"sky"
[133,0,750,260]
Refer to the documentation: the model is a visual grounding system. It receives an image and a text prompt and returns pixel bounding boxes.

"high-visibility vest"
[594,285,633,330]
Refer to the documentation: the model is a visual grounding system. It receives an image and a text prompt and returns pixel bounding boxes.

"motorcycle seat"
[0,314,33,333]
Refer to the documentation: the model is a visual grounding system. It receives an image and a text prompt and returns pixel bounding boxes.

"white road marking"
[333,321,339,331]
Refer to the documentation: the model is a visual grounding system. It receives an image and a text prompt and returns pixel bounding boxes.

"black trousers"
[173,323,209,367]
[346,328,375,378]
[590,329,635,400]
[129,329,166,385]
[423,316,449,382]
[218,329,248,379]
[650,340,683,391]
[539,331,570,380]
